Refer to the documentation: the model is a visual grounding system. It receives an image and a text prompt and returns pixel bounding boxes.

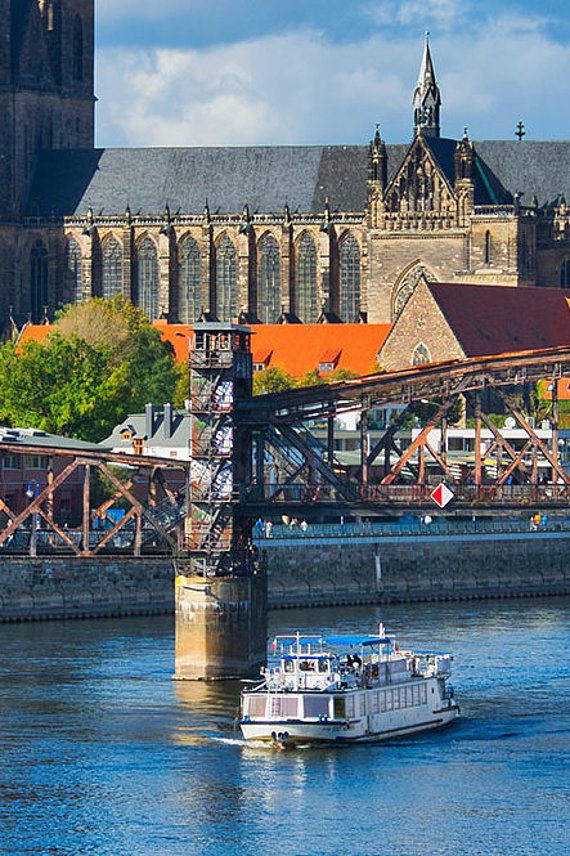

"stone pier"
[174,573,267,680]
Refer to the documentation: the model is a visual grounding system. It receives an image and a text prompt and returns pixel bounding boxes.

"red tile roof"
[249,324,391,377]
[428,283,570,356]
[16,320,391,377]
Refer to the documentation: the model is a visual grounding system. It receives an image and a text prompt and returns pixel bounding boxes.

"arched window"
[30,239,48,322]
[296,232,317,323]
[561,260,570,288]
[138,237,158,320]
[73,16,83,82]
[179,236,201,322]
[216,235,237,321]
[65,238,82,303]
[102,238,123,300]
[258,235,280,323]
[484,230,491,264]
[340,233,360,322]
[394,265,429,319]
[412,343,431,366]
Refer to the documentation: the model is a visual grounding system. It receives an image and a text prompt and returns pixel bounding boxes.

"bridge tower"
[174,323,267,680]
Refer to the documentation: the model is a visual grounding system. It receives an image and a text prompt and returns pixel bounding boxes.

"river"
[1,597,568,856]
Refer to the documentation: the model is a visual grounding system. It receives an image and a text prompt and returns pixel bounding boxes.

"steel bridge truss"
[0,444,189,557]
[239,347,570,509]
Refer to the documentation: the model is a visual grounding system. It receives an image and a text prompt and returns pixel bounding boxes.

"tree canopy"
[0,299,179,441]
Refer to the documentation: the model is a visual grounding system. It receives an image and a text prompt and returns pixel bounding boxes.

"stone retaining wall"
[262,533,570,608]
[1,533,569,621]
[0,556,174,621]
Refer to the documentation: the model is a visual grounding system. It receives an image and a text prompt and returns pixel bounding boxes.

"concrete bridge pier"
[174,573,267,680]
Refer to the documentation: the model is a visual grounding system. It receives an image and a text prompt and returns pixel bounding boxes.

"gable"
[378,278,466,371]
[383,136,457,218]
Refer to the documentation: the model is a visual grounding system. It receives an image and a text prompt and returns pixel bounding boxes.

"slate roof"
[26,137,569,218]
[428,283,570,356]
[101,407,191,452]
[0,426,102,453]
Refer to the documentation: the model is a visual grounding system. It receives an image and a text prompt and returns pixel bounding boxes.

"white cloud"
[95,20,570,149]
[365,0,469,31]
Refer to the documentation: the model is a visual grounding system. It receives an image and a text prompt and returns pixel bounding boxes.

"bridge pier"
[174,573,267,680]
[174,323,267,680]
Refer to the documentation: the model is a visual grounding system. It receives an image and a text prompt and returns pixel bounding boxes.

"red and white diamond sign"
[430,482,454,509]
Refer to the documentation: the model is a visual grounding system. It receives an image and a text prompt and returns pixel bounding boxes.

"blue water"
[0,598,568,856]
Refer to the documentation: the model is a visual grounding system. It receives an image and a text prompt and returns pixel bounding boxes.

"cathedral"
[1,0,570,332]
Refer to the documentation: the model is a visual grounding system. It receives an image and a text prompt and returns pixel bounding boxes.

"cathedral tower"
[0,1,95,218]
[413,33,441,138]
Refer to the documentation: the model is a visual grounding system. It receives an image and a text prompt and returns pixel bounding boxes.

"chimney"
[163,402,173,440]
[145,403,154,439]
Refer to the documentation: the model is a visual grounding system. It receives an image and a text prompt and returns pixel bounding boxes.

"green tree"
[0,299,178,441]
[253,366,295,395]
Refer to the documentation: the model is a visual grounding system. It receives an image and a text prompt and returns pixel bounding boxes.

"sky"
[95,0,570,148]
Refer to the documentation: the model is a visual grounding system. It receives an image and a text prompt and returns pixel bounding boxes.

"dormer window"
[120,429,132,441]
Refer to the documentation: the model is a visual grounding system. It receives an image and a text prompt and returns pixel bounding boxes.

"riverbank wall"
[1,531,570,621]
[261,531,570,608]
[0,556,174,621]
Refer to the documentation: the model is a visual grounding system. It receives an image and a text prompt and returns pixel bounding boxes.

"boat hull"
[241,704,459,745]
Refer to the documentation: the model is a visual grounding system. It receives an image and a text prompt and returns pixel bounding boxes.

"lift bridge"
[2,324,570,678]
[2,325,570,571]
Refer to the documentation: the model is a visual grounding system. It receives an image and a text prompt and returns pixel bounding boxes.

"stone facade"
[1,13,570,338]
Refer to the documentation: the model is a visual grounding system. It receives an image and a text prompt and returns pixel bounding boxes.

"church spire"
[413,32,441,138]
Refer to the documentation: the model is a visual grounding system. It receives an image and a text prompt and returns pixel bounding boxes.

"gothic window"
[412,343,431,366]
[561,260,570,288]
[138,237,159,320]
[394,265,429,318]
[30,239,48,322]
[73,16,83,82]
[216,235,237,321]
[179,236,201,322]
[340,233,360,322]
[296,232,317,323]
[258,235,280,323]
[102,238,123,300]
[484,231,491,264]
[65,238,82,303]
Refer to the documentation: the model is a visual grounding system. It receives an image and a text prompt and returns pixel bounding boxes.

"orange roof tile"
[248,324,391,377]
[15,320,391,377]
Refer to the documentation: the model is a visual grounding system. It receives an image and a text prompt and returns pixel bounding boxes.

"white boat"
[240,625,459,746]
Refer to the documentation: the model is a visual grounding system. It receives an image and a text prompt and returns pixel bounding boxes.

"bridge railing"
[247,482,570,505]
[254,515,570,541]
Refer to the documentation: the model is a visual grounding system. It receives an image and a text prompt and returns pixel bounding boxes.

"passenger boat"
[239,625,459,746]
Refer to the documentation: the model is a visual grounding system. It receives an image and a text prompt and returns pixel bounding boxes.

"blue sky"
[95,0,570,148]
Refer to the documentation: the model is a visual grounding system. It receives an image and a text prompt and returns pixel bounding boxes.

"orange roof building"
[249,324,391,377]
[17,320,391,379]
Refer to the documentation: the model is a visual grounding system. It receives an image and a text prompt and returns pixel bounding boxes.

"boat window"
[412,685,420,706]
[269,696,298,718]
[370,692,379,714]
[246,695,267,717]
[303,696,329,718]
[318,659,329,674]
[299,660,315,672]
[334,697,346,719]
[284,660,294,673]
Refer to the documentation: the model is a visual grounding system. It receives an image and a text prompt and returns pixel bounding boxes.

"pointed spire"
[413,32,441,138]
